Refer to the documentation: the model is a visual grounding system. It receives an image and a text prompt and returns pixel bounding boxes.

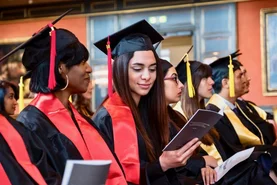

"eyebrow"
[171,73,177,77]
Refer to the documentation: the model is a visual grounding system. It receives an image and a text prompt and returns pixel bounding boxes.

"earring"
[61,75,69,91]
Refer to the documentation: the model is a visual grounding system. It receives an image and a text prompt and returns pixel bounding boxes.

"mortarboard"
[0,9,74,90]
[174,46,195,98]
[209,50,242,97]
[94,19,164,97]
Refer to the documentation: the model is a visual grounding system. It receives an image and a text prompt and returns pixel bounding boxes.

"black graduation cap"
[0,9,73,63]
[176,60,202,85]
[160,59,173,77]
[174,46,195,97]
[0,9,74,90]
[94,19,164,58]
[94,19,163,97]
[209,50,242,97]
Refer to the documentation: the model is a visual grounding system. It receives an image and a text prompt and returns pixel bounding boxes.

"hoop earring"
[61,75,69,91]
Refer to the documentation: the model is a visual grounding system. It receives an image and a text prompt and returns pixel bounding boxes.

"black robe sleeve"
[0,114,61,185]
[93,107,180,185]
[17,105,83,176]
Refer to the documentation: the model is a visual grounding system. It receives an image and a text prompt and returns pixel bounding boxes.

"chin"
[137,90,151,96]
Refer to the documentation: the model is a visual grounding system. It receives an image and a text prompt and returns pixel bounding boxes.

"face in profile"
[66,61,92,94]
[240,66,251,95]
[234,69,246,97]
[4,86,18,115]
[164,67,184,104]
[128,50,157,99]
[197,76,214,100]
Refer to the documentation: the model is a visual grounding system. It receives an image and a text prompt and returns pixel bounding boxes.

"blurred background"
[0,0,276,112]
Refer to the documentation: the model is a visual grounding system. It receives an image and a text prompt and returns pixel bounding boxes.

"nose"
[86,63,92,73]
[208,77,214,85]
[14,98,18,106]
[178,80,184,89]
[141,69,150,80]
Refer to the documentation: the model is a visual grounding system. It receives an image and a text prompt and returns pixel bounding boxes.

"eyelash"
[132,68,156,72]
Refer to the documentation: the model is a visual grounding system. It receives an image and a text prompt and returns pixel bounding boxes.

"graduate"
[0,80,61,185]
[172,59,277,184]
[206,51,277,155]
[93,20,201,185]
[161,59,219,185]
[14,20,128,185]
[234,58,276,143]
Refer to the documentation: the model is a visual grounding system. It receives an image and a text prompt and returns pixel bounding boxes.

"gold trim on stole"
[207,94,262,146]
[235,102,265,144]
[201,143,223,165]
[248,102,267,120]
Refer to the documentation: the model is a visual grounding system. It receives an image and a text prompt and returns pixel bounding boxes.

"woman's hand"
[201,166,217,185]
[159,138,201,171]
[203,156,218,168]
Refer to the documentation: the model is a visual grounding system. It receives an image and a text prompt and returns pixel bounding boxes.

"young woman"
[0,80,61,185]
[72,79,94,118]
[93,20,201,185]
[174,60,277,185]
[161,59,218,185]
[16,27,128,185]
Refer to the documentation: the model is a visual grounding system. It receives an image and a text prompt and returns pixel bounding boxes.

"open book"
[215,147,255,181]
[163,109,223,151]
[62,160,111,185]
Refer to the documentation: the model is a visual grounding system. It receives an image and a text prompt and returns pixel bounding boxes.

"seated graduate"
[93,20,201,185]
[0,80,61,185]
[15,21,128,185]
[206,51,277,154]
[234,57,276,143]
[161,58,218,185]
[174,59,277,184]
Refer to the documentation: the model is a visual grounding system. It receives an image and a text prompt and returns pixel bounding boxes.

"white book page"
[215,147,255,181]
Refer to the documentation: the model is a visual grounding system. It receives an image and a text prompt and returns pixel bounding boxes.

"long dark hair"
[0,80,18,113]
[72,94,94,118]
[113,51,169,162]
[181,62,219,145]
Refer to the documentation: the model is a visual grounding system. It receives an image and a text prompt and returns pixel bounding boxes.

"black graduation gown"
[206,103,277,170]
[199,135,277,185]
[0,113,61,185]
[168,108,276,185]
[236,99,276,144]
[93,106,183,185]
[16,105,126,183]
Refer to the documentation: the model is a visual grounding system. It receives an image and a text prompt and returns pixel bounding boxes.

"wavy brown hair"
[181,62,219,145]
[72,94,94,118]
[113,51,169,162]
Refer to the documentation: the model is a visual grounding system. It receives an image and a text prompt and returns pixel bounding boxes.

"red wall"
[237,0,277,106]
[0,16,87,46]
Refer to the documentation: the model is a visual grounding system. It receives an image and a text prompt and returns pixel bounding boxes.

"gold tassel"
[228,55,235,97]
[18,76,24,112]
[69,96,72,102]
[184,54,195,98]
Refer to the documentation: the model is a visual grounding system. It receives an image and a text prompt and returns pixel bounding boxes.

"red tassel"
[106,36,113,97]
[48,23,57,90]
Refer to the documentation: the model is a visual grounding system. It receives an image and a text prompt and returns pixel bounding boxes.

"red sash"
[0,115,47,185]
[0,164,11,185]
[30,93,127,185]
[104,93,140,185]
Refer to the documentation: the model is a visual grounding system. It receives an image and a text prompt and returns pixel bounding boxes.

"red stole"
[30,93,127,185]
[0,115,47,185]
[104,93,140,185]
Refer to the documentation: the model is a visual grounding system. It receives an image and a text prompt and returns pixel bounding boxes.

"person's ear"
[222,78,229,89]
[58,63,67,75]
